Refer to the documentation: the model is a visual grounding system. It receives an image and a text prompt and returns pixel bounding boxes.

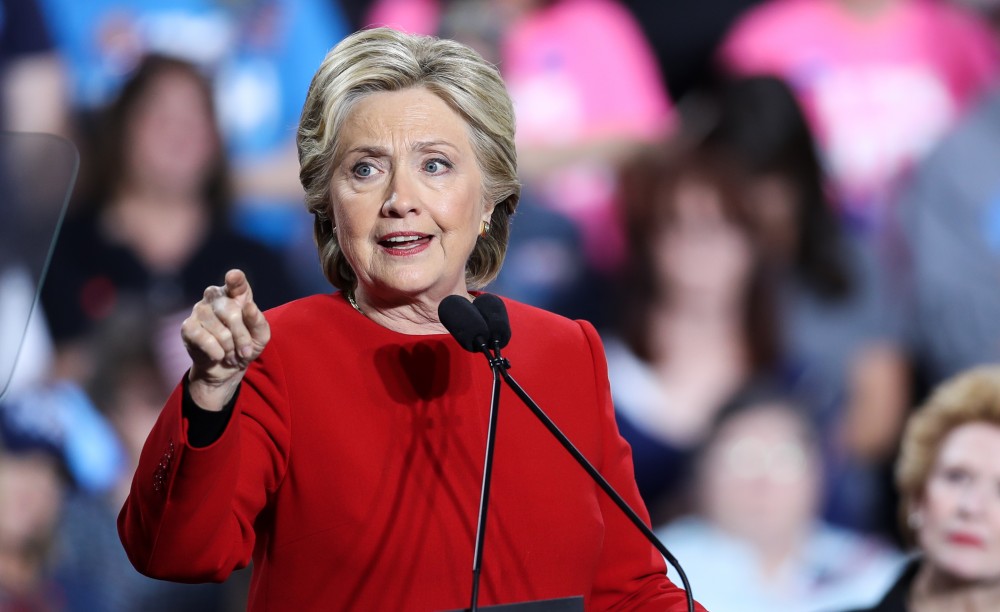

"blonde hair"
[896,365,1000,541]
[297,27,520,291]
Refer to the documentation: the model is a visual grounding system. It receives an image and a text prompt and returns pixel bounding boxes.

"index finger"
[243,299,271,347]
[226,299,270,361]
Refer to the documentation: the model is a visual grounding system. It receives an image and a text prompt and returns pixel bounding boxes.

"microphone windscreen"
[473,293,511,349]
[438,295,490,353]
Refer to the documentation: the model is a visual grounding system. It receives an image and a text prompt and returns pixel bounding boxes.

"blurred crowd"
[2,0,1000,610]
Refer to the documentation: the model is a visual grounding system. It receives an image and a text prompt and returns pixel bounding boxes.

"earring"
[907,510,923,530]
[480,220,491,238]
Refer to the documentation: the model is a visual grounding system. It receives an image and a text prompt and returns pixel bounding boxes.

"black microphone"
[472,294,510,351]
[438,294,503,612]
[456,294,696,612]
[439,295,491,354]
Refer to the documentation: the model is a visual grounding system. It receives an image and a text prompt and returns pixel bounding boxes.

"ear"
[907,495,926,530]
[324,203,338,234]
[481,198,497,224]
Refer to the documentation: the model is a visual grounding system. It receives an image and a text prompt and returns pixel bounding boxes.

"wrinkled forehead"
[329,87,476,164]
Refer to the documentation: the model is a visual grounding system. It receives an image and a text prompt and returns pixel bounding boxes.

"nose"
[382,168,420,217]
[956,482,988,517]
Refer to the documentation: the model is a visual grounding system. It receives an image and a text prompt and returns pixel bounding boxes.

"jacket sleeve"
[117,340,291,583]
[578,320,707,611]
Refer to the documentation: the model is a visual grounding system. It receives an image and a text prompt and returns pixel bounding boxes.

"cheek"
[700,467,739,522]
[918,489,952,542]
[922,480,961,523]
[713,232,753,272]
[329,191,372,240]
[128,123,159,167]
[655,235,695,278]
[442,187,487,229]
[443,206,479,234]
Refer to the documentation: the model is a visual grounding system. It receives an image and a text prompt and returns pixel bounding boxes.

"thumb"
[224,269,253,303]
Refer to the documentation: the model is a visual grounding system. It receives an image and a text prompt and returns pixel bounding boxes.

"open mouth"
[378,233,432,252]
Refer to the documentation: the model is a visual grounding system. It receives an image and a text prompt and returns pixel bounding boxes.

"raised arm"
[118,269,289,582]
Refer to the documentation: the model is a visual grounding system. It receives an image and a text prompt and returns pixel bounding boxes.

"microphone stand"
[469,342,506,612]
[442,294,693,611]
[489,346,695,612]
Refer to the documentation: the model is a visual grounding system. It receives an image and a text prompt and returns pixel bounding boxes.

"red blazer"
[119,293,703,611]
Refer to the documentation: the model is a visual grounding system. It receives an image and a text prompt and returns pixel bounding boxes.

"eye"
[423,158,451,175]
[352,162,376,179]
[941,466,972,485]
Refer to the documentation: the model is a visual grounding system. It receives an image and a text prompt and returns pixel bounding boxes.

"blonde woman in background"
[847,365,1000,611]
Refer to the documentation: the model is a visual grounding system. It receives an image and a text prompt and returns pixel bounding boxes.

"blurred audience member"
[0,369,126,611]
[717,0,1000,236]
[0,382,123,498]
[52,310,242,612]
[1,0,68,136]
[0,445,66,611]
[659,385,905,612]
[895,79,1000,389]
[366,0,673,279]
[41,54,300,385]
[703,75,910,533]
[607,142,780,522]
[846,365,1000,611]
[500,0,673,269]
[36,0,349,265]
[486,187,591,319]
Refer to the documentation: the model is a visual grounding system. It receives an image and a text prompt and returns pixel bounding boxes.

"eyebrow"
[413,140,459,152]
[343,145,388,158]
[343,140,460,158]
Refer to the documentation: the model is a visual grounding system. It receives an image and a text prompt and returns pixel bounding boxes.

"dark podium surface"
[445,596,584,611]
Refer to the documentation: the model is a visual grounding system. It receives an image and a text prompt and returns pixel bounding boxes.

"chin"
[933,550,1000,583]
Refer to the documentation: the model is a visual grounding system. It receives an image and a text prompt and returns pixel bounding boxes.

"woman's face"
[330,87,492,303]
[656,179,754,300]
[126,69,219,194]
[916,422,1000,582]
[700,404,821,546]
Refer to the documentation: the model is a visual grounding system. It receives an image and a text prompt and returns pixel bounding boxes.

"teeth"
[385,235,422,243]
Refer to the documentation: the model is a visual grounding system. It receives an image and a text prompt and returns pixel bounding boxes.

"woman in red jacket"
[117,26,703,611]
